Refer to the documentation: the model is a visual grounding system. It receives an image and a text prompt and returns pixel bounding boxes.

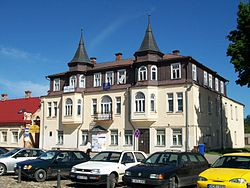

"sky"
[0,0,249,117]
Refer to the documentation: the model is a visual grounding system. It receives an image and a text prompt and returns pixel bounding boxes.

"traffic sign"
[134,129,140,138]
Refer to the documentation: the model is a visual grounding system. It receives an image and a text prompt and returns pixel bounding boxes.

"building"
[40,18,244,153]
[0,91,41,148]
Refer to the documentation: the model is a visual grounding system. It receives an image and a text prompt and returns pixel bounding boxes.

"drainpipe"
[185,84,193,152]
[41,100,45,149]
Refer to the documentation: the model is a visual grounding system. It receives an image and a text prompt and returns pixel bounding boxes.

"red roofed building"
[0,91,41,148]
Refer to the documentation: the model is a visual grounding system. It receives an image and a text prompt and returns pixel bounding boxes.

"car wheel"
[0,163,6,176]
[34,169,47,182]
[109,173,117,188]
[169,176,178,188]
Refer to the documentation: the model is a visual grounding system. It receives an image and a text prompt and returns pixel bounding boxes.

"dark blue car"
[15,150,90,182]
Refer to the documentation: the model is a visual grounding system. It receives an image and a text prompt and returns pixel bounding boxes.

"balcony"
[63,86,75,93]
[93,113,113,122]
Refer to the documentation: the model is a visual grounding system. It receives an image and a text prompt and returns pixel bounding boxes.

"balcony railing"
[93,113,113,121]
[63,86,75,93]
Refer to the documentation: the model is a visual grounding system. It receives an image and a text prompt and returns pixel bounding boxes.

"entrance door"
[138,129,150,154]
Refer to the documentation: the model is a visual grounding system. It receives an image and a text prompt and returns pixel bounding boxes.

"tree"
[227,1,250,87]
[245,115,250,133]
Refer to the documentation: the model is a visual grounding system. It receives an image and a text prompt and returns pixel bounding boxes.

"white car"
[70,150,147,188]
[0,148,44,176]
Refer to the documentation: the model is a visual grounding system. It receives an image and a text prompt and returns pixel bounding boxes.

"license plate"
[132,179,145,184]
[208,184,225,188]
[77,175,88,180]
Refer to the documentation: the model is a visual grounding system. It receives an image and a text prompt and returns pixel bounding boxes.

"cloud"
[0,45,50,63]
[0,78,48,98]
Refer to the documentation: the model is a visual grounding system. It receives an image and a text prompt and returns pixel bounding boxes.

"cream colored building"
[40,20,244,153]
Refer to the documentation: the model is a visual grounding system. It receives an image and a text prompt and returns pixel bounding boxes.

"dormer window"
[215,78,219,91]
[117,69,126,84]
[94,73,102,87]
[70,75,76,88]
[138,66,147,81]
[171,63,181,79]
[151,65,157,80]
[220,81,224,94]
[203,71,208,86]
[208,74,213,88]
[105,71,114,85]
[53,78,60,91]
[79,75,85,88]
[192,64,197,81]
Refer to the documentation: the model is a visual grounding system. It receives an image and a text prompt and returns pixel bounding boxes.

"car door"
[177,154,193,186]
[50,152,72,177]
[71,151,89,166]
[10,149,33,172]
[118,152,137,181]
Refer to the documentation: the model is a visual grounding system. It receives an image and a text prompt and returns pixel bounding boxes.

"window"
[116,97,121,114]
[92,99,97,115]
[11,131,18,143]
[171,63,181,79]
[192,64,197,81]
[135,92,145,112]
[208,74,213,88]
[151,65,157,80]
[167,93,174,112]
[220,81,224,94]
[134,152,146,162]
[117,69,126,84]
[81,130,88,145]
[79,75,85,88]
[122,152,135,163]
[177,93,183,112]
[125,130,133,145]
[111,130,118,145]
[203,71,208,86]
[48,102,52,117]
[57,131,63,145]
[1,131,7,142]
[101,96,112,114]
[215,78,219,91]
[208,96,212,114]
[157,130,165,146]
[235,106,238,121]
[230,104,233,120]
[94,73,102,87]
[65,98,73,116]
[77,99,81,116]
[70,75,76,87]
[150,94,155,112]
[172,129,182,146]
[53,102,57,117]
[138,66,147,81]
[53,78,60,91]
[106,71,114,85]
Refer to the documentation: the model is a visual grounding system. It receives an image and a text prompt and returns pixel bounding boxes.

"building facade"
[40,19,244,153]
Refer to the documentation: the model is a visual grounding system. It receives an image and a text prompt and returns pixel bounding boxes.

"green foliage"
[245,115,250,133]
[227,1,250,87]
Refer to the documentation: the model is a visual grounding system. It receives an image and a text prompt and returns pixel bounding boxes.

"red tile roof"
[0,97,40,125]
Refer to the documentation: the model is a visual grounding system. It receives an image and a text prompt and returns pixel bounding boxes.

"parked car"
[0,148,44,176]
[70,150,147,188]
[15,150,90,182]
[123,151,209,187]
[0,147,8,156]
[197,152,250,188]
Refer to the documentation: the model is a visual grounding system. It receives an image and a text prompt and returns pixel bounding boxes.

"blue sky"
[0,0,249,117]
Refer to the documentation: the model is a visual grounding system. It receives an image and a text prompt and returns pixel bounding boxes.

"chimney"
[115,53,122,61]
[1,94,7,101]
[25,90,32,98]
[90,57,97,64]
[172,50,180,55]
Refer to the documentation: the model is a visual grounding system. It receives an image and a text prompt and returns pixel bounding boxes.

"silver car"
[0,148,44,176]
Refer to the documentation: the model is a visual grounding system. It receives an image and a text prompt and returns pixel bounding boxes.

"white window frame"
[208,74,213,88]
[65,98,73,116]
[235,106,238,121]
[192,64,197,81]
[77,99,82,116]
[53,101,57,117]
[135,92,145,113]
[203,71,208,86]
[11,131,18,143]
[111,130,118,145]
[167,93,174,112]
[70,75,77,87]
[220,81,224,94]
[48,102,52,117]
[101,96,112,114]
[115,97,121,114]
[94,73,102,87]
[151,65,157,80]
[125,130,133,145]
[105,71,114,85]
[92,99,97,115]
[156,130,165,146]
[150,94,155,112]
[0,131,7,143]
[172,129,182,146]
[79,74,85,88]
[138,66,147,81]
[57,131,63,145]
[230,104,233,120]
[215,78,219,91]
[171,63,181,79]
[53,78,60,91]
[117,69,126,84]
[177,92,183,112]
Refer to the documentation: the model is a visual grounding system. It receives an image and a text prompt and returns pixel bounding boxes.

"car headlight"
[197,176,208,181]
[14,164,17,168]
[125,171,131,176]
[91,169,100,174]
[71,167,76,173]
[23,165,32,170]
[229,178,246,183]
[150,174,164,180]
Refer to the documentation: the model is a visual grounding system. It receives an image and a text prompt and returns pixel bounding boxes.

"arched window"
[150,94,155,112]
[70,75,77,88]
[79,75,85,88]
[101,96,112,114]
[65,98,73,116]
[135,92,145,112]
[77,99,82,116]
[151,65,157,80]
[138,66,147,81]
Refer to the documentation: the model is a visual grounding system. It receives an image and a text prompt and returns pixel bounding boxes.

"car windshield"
[90,152,121,162]
[0,148,21,157]
[38,151,57,160]
[143,153,178,165]
[212,156,250,169]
